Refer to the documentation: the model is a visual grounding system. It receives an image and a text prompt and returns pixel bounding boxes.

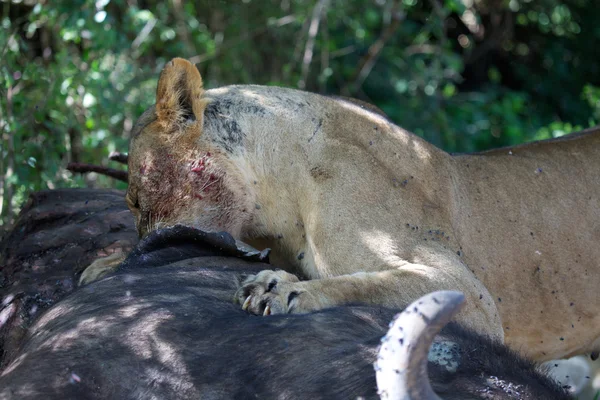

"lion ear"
[155,58,209,129]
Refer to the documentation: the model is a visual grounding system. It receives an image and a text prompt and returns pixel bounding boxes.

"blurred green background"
[1,0,600,232]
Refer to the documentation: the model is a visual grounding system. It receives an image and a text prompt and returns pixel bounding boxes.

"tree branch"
[283,14,311,83]
[428,0,449,44]
[1,84,16,221]
[189,15,297,65]
[131,18,157,53]
[108,152,128,165]
[343,3,404,95]
[171,0,196,57]
[319,10,329,93]
[464,11,513,66]
[299,0,329,89]
[67,163,128,183]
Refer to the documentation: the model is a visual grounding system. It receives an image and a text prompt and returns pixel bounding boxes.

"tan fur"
[82,58,600,362]
[79,251,126,285]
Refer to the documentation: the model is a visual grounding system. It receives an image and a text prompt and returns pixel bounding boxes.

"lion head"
[126,58,255,239]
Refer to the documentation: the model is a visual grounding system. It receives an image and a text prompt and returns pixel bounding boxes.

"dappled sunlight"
[305,233,331,278]
[119,311,202,397]
[141,365,200,397]
[174,269,226,280]
[0,353,28,377]
[119,310,174,360]
[335,100,434,162]
[359,229,405,268]
[117,303,146,318]
[349,307,385,328]
[205,86,232,98]
[34,298,157,353]
[44,315,117,352]
[33,302,79,330]
[121,274,143,285]
[0,382,36,397]
[335,98,389,125]
[149,293,200,304]
[239,88,271,105]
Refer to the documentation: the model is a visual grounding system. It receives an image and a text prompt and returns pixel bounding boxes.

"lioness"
[82,58,600,362]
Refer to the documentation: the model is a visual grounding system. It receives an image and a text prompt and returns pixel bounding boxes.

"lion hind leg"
[79,251,127,286]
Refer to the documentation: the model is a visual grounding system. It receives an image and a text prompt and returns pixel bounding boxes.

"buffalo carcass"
[0,225,570,399]
[0,189,137,369]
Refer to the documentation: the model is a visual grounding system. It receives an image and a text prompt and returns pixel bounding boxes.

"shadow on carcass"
[0,226,570,400]
[0,189,138,368]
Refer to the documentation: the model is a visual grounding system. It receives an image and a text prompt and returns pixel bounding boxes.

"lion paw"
[79,252,126,286]
[234,270,318,315]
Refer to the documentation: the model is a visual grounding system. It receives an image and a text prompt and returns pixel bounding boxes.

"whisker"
[199,178,218,192]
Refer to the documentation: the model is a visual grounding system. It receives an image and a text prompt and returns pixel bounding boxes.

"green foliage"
[1,0,599,231]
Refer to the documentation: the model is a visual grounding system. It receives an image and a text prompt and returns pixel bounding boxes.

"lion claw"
[235,270,305,316]
[263,305,271,316]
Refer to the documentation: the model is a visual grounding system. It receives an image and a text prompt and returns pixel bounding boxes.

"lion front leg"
[235,264,504,341]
